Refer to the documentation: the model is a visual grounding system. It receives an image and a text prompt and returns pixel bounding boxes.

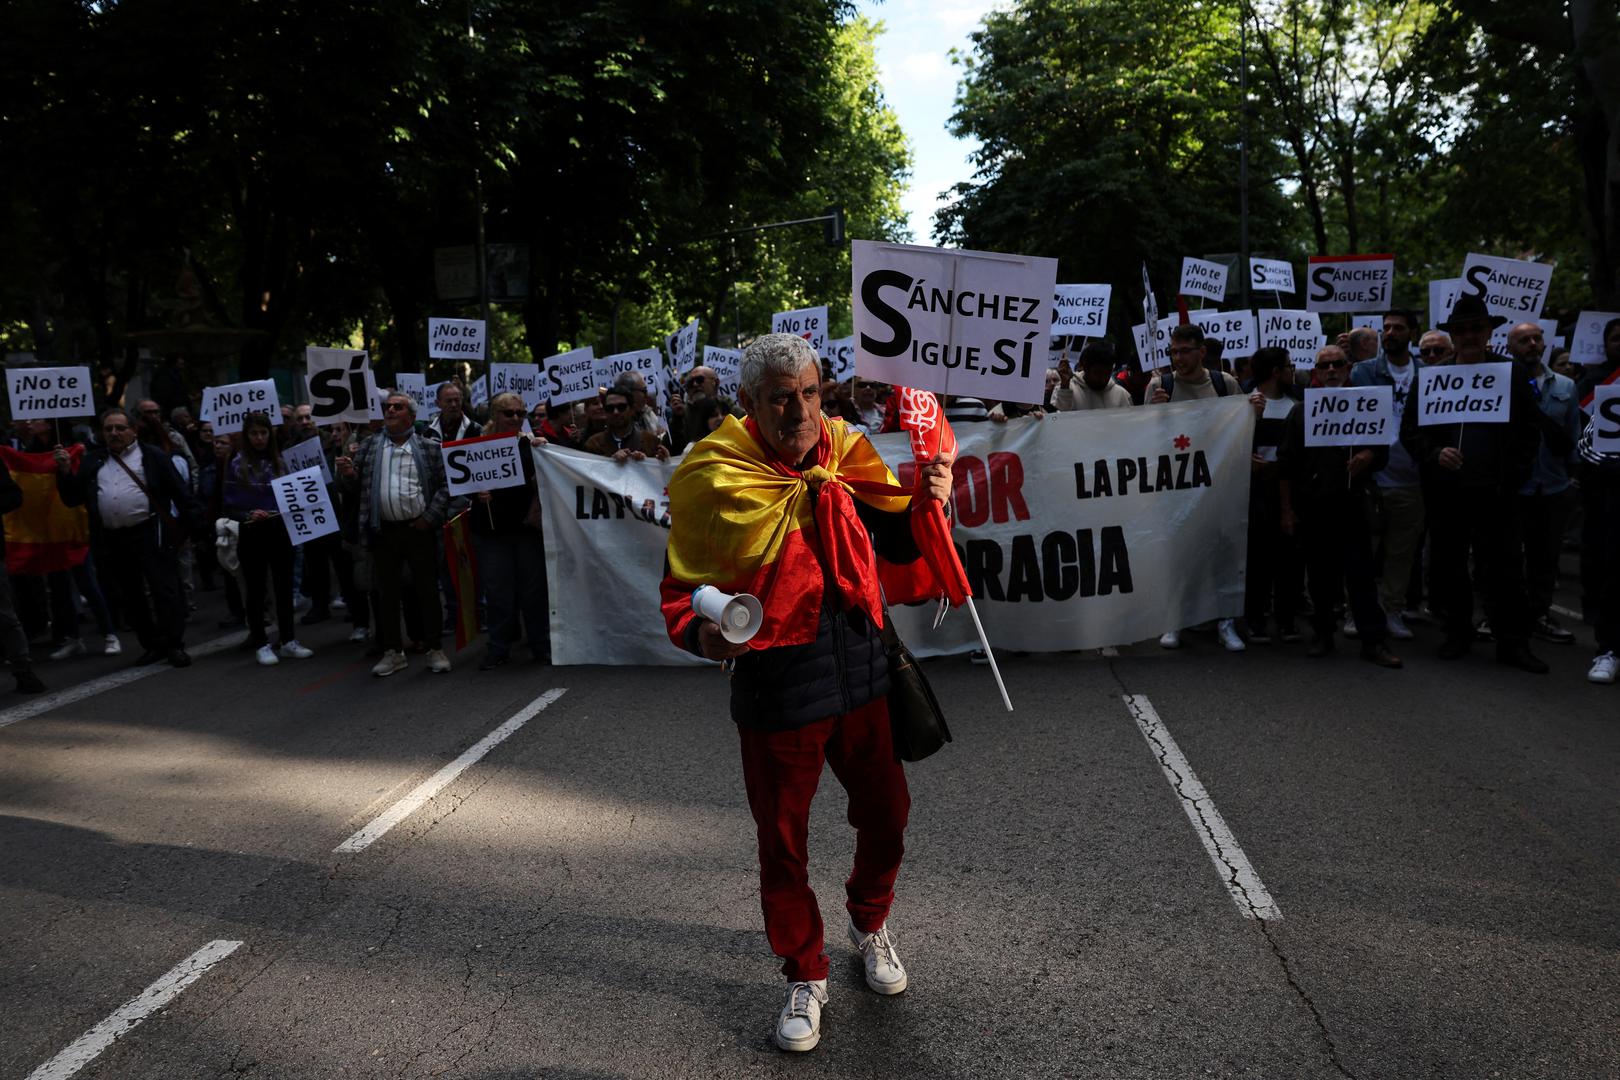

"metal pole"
[1238,2,1251,311]
[469,3,492,384]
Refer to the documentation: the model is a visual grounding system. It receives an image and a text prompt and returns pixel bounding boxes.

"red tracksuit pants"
[737,696,911,982]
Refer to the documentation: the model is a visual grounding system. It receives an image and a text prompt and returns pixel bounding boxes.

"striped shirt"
[378,437,426,522]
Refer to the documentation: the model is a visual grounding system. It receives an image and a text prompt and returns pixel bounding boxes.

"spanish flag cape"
[0,445,88,574]
[664,414,939,650]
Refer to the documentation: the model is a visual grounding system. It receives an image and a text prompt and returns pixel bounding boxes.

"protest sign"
[1130,316,1178,371]
[1592,386,1620,451]
[665,319,700,373]
[1179,257,1228,302]
[395,373,433,417]
[491,362,544,405]
[1429,278,1463,327]
[1052,284,1111,335]
[597,348,660,392]
[305,348,373,424]
[427,318,486,361]
[852,239,1059,405]
[369,385,388,422]
[470,374,489,409]
[1188,309,1259,357]
[1569,311,1620,366]
[202,380,281,435]
[1459,252,1554,320]
[1488,318,1558,363]
[1249,257,1295,295]
[5,366,94,421]
[1351,314,1382,333]
[270,465,338,545]
[1306,254,1395,313]
[1417,362,1512,426]
[1257,309,1325,368]
[1304,386,1394,447]
[531,399,1254,664]
[772,305,828,358]
[442,433,526,497]
[281,436,332,484]
[703,345,743,400]
[826,336,856,383]
[542,348,596,406]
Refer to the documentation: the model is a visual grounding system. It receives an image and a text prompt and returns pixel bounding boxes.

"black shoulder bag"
[878,599,951,762]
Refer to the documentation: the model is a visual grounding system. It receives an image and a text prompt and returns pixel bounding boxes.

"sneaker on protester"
[1385,612,1415,640]
[348,626,370,643]
[255,644,280,667]
[968,649,989,665]
[1475,620,1494,642]
[1217,618,1246,652]
[774,979,828,1052]
[428,648,452,673]
[1158,630,1182,650]
[279,640,314,660]
[372,650,408,677]
[1588,652,1618,685]
[1532,614,1575,644]
[847,920,908,995]
[48,638,85,661]
[1098,645,1121,658]
[103,634,121,656]
[331,596,348,611]
[1342,614,1359,639]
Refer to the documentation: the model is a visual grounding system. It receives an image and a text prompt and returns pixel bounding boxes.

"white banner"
[270,465,339,546]
[202,379,281,435]
[703,345,743,401]
[1257,309,1326,369]
[1417,362,1512,426]
[532,401,1255,664]
[442,433,526,496]
[1306,254,1395,313]
[1570,311,1620,366]
[305,348,373,425]
[771,305,828,358]
[852,239,1058,405]
[5,366,94,420]
[1592,386,1620,451]
[1249,257,1295,295]
[541,349,595,406]
[1189,309,1259,357]
[427,318,486,361]
[1179,257,1228,302]
[1052,284,1111,336]
[1304,386,1394,447]
[826,336,856,383]
[1460,252,1554,320]
[281,435,332,484]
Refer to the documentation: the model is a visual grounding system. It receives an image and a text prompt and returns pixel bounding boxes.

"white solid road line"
[334,687,568,854]
[0,631,247,730]
[1123,694,1282,921]
[25,939,243,1080]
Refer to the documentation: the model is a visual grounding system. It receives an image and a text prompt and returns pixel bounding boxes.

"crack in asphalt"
[1108,662,1357,1080]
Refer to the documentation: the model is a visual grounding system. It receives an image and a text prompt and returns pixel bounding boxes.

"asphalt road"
[1,583,1616,1080]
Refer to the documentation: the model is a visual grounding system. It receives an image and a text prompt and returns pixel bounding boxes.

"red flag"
[894,389,971,607]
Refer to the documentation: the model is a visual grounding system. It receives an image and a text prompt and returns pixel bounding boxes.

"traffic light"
[823,205,845,247]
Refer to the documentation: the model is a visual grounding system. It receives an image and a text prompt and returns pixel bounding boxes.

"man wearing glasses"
[335,392,468,676]
[1349,308,1426,641]
[851,378,886,432]
[583,388,670,462]
[1279,346,1402,667]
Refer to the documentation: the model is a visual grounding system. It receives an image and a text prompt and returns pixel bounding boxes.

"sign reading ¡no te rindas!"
[852,239,1059,405]
[1417,362,1512,426]
[1306,254,1395,313]
[5,366,94,421]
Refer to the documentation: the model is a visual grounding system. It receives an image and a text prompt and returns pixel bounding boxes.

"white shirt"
[378,437,426,522]
[97,443,153,528]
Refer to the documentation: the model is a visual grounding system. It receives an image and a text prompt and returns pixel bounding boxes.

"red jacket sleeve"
[659,560,704,656]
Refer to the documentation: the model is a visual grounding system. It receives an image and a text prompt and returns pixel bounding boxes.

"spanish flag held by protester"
[0,445,88,574]
[442,508,480,650]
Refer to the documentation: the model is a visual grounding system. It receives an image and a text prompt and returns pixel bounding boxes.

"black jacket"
[1399,357,1542,493]
[1279,402,1390,504]
[57,442,196,544]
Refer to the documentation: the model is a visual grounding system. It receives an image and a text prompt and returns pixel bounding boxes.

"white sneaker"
[331,597,348,611]
[1385,612,1414,640]
[1343,614,1359,639]
[255,644,280,667]
[848,920,908,995]
[103,634,122,656]
[49,638,85,660]
[428,648,451,673]
[774,979,828,1052]
[348,626,370,643]
[1158,630,1182,649]
[279,640,314,660]
[372,650,408,677]
[1589,652,1618,685]
[1217,619,1246,652]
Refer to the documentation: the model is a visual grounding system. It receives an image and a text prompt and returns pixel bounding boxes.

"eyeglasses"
[498,408,523,417]
[604,403,630,413]
[384,402,410,412]
[1315,359,1348,370]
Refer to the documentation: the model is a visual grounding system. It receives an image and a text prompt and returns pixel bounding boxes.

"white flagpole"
[964,596,1013,712]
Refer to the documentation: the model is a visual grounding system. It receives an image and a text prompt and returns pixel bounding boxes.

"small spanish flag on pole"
[442,509,480,651]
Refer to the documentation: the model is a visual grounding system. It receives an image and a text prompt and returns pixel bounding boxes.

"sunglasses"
[1419,346,1449,356]
[498,408,523,418]
[1315,360,1348,370]
[683,377,707,388]
[384,402,410,411]
[604,403,630,413]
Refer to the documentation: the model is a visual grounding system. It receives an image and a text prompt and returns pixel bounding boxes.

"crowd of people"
[0,304,1615,693]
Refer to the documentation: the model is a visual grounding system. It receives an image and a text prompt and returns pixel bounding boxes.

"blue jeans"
[471,530,548,660]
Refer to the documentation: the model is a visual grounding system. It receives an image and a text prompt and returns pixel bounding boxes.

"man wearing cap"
[1399,293,1546,672]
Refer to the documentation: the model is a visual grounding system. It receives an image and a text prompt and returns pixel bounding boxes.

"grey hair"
[612,370,646,393]
[739,333,819,402]
[386,391,416,417]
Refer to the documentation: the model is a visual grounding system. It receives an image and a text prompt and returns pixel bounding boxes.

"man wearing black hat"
[1399,293,1546,672]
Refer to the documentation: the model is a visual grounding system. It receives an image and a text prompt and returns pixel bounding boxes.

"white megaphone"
[690,585,764,645]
